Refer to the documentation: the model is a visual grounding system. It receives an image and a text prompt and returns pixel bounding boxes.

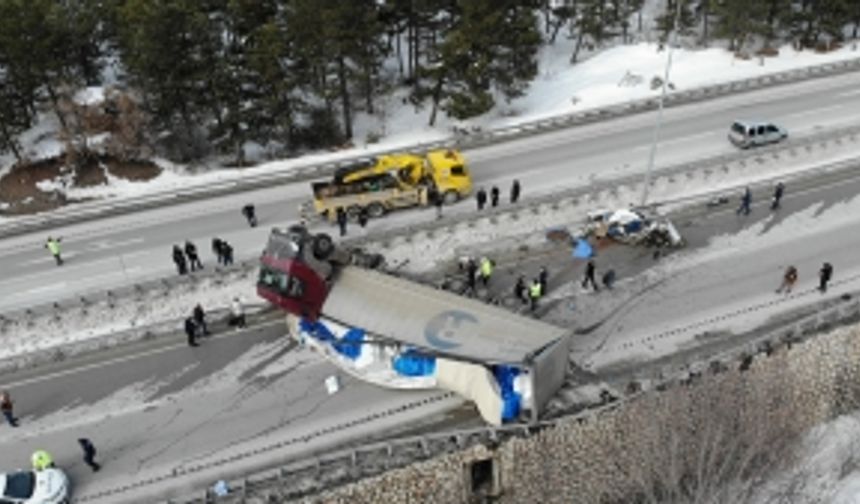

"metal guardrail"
[2,56,860,239]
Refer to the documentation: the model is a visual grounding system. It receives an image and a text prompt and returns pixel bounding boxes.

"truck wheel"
[312,233,334,260]
[443,190,459,205]
[346,205,362,222]
[367,202,386,218]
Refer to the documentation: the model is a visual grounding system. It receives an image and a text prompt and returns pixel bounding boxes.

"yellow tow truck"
[309,149,472,221]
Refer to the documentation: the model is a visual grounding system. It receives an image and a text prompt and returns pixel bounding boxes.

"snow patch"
[74,86,106,106]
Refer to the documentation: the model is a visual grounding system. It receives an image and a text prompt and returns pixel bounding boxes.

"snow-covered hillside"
[1,39,858,219]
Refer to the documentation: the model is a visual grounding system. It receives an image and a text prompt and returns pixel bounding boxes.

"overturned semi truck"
[257,225,571,425]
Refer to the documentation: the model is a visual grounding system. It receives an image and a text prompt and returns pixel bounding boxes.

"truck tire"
[367,202,386,218]
[346,205,362,222]
[312,233,334,260]
[443,190,459,205]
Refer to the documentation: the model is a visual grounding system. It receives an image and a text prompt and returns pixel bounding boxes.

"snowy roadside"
[0,271,260,368]
[1,41,858,224]
[755,410,860,504]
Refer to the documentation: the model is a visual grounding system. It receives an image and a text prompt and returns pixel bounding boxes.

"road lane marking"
[23,282,69,295]
[783,103,848,120]
[839,89,860,98]
[89,237,145,251]
[20,252,77,266]
[1,319,287,389]
[631,130,720,152]
[11,266,143,299]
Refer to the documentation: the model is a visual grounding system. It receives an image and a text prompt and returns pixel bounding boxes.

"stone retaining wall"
[302,322,860,504]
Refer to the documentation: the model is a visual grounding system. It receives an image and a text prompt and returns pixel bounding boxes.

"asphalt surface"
[2,159,859,503]
[1,70,860,502]
[0,318,473,502]
[2,72,860,313]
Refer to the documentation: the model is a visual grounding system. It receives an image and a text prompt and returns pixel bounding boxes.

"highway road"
[0,318,471,502]
[2,71,860,313]
[2,156,859,502]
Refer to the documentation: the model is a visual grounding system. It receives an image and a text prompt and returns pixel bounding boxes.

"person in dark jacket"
[212,238,224,265]
[538,267,548,294]
[434,190,444,219]
[476,188,487,211]
[466,258,478,295]
[771,182,785,210]
[336,207,348,237]
[736,186,752,216]
[819,262,834,293]
[582,260,599,291]
[78,438,101,472]
[514,276,527,304]
[184,241,203,271]
[1,390,18,427]
[193,304,210,336]
[510,179,521,204]
[490,186,500,207]
[358,207,368,228]
[172,245,188,275]
[241,204,257,227]
[602,269,616,290]
[222,241,234,266]
[185,317,199,347]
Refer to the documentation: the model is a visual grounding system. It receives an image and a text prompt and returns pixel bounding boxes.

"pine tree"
[570,0,605,63]
[115,0,220,159]
[203,0,281,164]
[0,0,75,127]
[544,0,575,45]
[713,0,767,52]
[654,0,697,45]
[613,0,646,44]
[0,76,29,161]
[420,0,541,124]
[754,0,792,48]
[245,19,303,151]
[851,0,860,39]
[59,0,109,86]
[816,0,852,46]
[285,0,344,144]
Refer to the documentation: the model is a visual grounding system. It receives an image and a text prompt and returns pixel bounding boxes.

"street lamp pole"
[641,0,683,208]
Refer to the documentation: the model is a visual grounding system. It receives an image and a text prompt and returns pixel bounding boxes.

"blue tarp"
[333,328,365,360]
[493,365,521,420]
[299,318,364,361]
[392,350,437,376]
[572,239,594,259]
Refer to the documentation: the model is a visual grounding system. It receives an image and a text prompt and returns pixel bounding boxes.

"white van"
[728,120,788,149]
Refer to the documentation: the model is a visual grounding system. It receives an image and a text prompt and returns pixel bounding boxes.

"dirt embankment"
[0,154,161,216]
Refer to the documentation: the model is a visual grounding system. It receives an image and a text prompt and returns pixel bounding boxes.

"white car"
[0,469,69,504]
[728,120,788,149]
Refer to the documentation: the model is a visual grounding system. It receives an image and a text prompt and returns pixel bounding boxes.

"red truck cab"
[257,226,334,321]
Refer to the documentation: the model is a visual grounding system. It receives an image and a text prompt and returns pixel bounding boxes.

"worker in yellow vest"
[479,257,494,287]
[45,237,63,266]
[31,450,54,471]
[529,278,542,312]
